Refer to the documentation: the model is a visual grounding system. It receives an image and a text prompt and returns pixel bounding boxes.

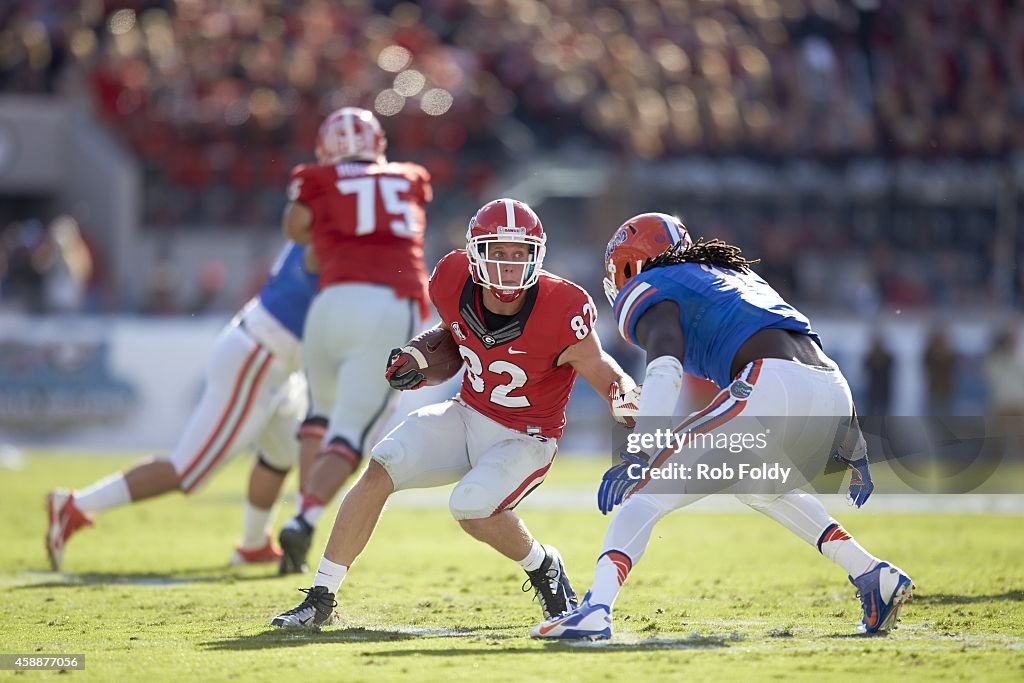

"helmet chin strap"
[492,287,524,303]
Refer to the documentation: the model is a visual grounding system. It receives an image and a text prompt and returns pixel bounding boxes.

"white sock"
[240,502,272,550]
[589,495,669,607]
[818,523,879,578]
[312,556,348,594]
[517,539,546,572]
[74,473,131,514]
[591,551,633,608]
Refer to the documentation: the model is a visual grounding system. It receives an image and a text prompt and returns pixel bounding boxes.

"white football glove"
[609,381,641,428]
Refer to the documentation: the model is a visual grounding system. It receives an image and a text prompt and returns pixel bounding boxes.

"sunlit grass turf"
[1,451,1022,682]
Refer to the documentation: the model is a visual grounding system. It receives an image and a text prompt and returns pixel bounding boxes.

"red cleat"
[45,490,93,571]
[230,537,284,566]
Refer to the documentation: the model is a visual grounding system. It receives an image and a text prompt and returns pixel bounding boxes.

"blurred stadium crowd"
[4,1,1023,213]
[6,1,1024,163]
[1,0,1023,415]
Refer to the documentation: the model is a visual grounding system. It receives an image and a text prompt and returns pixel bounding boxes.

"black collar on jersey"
[458,278,539,349]
[481,305,516,331]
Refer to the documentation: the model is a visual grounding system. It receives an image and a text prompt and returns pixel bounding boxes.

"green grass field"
[2,451,1023,682]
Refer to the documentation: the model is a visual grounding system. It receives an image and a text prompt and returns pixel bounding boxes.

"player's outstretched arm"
[631,301,687,421]
[557,330,637,420]
[281,200,313,244]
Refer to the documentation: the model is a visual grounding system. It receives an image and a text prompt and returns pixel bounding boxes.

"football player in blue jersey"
[45,243,321,572]
[532,213,914,640]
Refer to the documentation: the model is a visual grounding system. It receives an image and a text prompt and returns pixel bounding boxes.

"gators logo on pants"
[730,380,753,399]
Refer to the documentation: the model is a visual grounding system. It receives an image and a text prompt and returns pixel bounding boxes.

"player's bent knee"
[369,438,405,485]
[257,452,293,475]
[449,483,494,521]
[735,493,781,509]
[364,459,395,486]
[363,454,397,493]
[159,456,197,496]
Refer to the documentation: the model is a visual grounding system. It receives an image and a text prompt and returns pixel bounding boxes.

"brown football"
[401,326,463,386]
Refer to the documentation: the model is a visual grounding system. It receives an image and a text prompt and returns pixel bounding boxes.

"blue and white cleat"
[530,592,612,641]
[850,562,915,634]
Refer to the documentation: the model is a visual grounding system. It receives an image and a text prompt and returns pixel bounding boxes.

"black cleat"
[269,586,336,628]
[522,544,578,619]
[278,516,313,575]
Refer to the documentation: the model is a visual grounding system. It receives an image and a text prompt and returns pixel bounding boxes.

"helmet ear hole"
[624,262,633,279]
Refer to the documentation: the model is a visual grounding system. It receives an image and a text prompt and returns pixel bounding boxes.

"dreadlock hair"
[644,236,760,274]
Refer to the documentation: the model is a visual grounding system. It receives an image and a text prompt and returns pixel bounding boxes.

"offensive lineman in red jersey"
[277,107,432,574]
[270,199,640,629]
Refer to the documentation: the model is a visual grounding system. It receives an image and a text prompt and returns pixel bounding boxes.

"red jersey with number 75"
[429,250,597,438]
[288,160,431,318]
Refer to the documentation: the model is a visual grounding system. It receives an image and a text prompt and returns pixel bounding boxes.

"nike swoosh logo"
[298,616,312,625]
[508,347,527,355]
[866,597,878,627]
[538,615,572,635]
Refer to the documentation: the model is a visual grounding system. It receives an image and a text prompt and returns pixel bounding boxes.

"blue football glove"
[597,453,650,515]
[835,452,873,508]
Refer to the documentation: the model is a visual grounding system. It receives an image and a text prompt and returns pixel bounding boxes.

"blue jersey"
[612,263,820,389]
[257,243,319,339]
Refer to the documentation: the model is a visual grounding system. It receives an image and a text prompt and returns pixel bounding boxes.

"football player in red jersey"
[276,107,433,574]
[270,199,639,629]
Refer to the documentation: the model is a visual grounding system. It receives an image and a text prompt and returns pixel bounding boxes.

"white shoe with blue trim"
[530,591,612,640]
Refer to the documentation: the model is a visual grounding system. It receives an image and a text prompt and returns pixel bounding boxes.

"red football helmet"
[466,198,547,303]
[315,107,387,164]
[603,212,692,306]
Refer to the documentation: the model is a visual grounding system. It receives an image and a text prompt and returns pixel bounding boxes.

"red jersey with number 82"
[429,250,597,438]
[289,161,432,317]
